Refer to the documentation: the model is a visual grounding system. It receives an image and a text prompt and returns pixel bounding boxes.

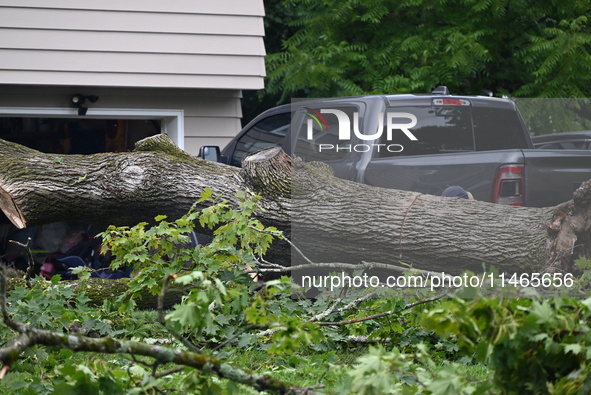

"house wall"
[0,0,266,89]
[0,1,266,153]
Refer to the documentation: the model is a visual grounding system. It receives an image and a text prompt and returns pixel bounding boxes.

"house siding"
[0,1,266,154]
[0,1,266,89]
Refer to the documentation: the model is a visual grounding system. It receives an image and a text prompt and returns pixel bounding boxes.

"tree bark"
[0,135,244,229]
[1,135,590,274]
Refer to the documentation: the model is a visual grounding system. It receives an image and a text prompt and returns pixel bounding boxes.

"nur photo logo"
[305,108,419,153]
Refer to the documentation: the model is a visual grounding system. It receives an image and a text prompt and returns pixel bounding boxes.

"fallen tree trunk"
[0,135,590,275]
[0,135,255,229]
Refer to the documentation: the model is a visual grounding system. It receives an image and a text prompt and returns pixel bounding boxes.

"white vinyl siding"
[0,1,266,89]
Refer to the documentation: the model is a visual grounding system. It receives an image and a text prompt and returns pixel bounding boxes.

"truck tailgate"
[362,150,525,202]
[522,149,591,207]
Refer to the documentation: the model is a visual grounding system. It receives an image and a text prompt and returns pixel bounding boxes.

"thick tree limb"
[0,135,245,229]
[1,136,591,274]
[0,326,308,394]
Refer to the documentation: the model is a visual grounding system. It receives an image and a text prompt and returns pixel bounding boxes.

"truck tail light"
[493,165,525,206]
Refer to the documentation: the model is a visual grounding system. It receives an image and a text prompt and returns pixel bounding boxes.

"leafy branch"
[0,265,316,394]
[313,289,451,326]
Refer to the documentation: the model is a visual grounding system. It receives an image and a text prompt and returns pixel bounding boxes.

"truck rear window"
[377,105,528,157]
[377,106,473,157]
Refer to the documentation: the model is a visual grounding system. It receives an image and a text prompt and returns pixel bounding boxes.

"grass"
[225,347,491,394]
[225,347,368,393]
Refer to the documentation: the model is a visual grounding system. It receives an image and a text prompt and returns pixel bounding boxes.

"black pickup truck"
[201,87,591,207]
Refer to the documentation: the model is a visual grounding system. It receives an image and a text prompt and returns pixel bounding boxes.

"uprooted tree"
[0,134,590,275]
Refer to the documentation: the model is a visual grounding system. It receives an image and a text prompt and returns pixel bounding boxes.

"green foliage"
[6,275,110,335]
[5,191,591,393]
[51,363,127,395]
[343,344,492,395]
[421,293,591,394]
[265,0,591,100]
[100,189,317,353]
[515,98,591,135]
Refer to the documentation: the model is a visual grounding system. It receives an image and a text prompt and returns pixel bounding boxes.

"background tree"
[261,0,591,104]
[242,0,299,124]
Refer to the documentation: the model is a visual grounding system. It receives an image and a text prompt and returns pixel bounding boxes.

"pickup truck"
[200,87,591,207]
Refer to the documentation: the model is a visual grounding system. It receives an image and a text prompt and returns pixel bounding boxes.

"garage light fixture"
[71,94,99,116]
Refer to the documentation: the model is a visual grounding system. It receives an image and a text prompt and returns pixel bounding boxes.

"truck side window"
[229,113,291,167]
[293,107,356,161]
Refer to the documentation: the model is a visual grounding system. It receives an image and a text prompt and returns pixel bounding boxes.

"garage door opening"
[0,117,161,154]
[0,107,185,152]
[0,108,184,278]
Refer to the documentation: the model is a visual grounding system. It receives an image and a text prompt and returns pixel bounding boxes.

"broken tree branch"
[0,269,315,395]
[313,290,451,327]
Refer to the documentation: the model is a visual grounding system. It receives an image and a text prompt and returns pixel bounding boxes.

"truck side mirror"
[198,146,221,162]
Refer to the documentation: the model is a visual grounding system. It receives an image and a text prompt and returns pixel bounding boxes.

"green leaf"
[166,303,203,327]
[530,301,555,324]
[200,187,213,202]
[564,344,583,355]
[426,369,464,395]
